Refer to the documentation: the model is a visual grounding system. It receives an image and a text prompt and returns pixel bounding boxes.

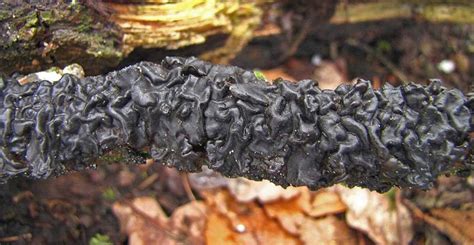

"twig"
[179,173,209,221]
[0,233,32,242]
[330,1,474,24]
[138,173,159,190]
[403,199,473,244]
[181,173,197,202]
[278,11,315,63]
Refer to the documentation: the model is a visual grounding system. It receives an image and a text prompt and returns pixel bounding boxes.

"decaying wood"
[1,57,472,192]
[0,1,123,75]
[330,0,474,24]
[2,0,471,76]
[0,0,274,75]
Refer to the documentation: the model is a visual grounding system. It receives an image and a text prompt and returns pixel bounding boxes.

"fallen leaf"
[169,201,207,245]
[112,197,171,245]
[299,216,359,245]
[204,190,300,245]
[305,190,347,218]
[262,68,296,82]
[227,178,302,203]
[206,211,235,244]
[407,201,474,245]
[263,189,358,244]
[431,208,474,244]
[336,186,413,245]
[263,191,311,234]
[114,187,359,245]
[113,197,208,245]
[264,188,348,235]
[130,197,166,221]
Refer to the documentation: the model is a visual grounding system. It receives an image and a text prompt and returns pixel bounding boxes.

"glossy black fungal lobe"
[0,57,472,191]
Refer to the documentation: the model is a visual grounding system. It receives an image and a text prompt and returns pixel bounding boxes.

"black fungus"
[0,57,472,191]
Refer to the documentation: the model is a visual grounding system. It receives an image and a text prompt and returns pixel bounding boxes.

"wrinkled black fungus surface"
[0,57,472,191]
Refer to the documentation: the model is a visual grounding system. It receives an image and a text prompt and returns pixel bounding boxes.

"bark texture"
[0,57,472,191]
[0,1,123,75]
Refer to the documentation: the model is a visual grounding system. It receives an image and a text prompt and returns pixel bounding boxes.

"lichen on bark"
[0,1,123,75]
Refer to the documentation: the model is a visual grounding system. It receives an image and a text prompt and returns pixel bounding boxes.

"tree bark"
[0,1,123,75]
[2,1,472,76]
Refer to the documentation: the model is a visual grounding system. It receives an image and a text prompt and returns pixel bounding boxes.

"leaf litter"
[110,65,473,245]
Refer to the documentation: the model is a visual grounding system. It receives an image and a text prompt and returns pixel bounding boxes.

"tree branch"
[0,57,472,192]
[331,1,474,24]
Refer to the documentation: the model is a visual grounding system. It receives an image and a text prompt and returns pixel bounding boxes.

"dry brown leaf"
[112,197,172,245]
[429,208,474,244]
[299,215,359,245]
[263,188,358,244]
[430,208,474,241]
[263,190,311,234]
[305,190,347,218]
[168,202,207,245]
[227,178,303,203]
[407,202,474,245]
[262,68,296,82]
[336,186,413,245]
[114,187,356,245]
[204,190,300,245]
[204,188,360,244]
[113,197,207,245]
[205,210,257,245]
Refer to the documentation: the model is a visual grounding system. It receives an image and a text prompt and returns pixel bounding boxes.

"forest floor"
[0,20,473,244]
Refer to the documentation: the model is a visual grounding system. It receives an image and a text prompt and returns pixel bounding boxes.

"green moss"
[134,150,151,159]
[10,12,42,44]
[17,27,37,42]
[0,10,10,21]
[101,187,117,201]
[253,70,267,80]
[39,10,55,25]
[86,35,123,59]
[0,2,124,75]
[24,12,39,27]
[75,9,94,32]
[376,40,392,54]
[76,22,92,32]
[98,153,126,163]
[89,233,113,245]
[384,187,397,211]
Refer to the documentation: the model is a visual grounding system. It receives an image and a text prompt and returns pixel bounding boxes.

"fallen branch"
[0,233,32,242]
[331,1,474,24]
[0,57,472,192]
